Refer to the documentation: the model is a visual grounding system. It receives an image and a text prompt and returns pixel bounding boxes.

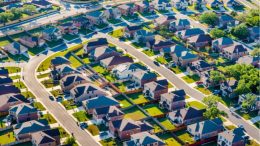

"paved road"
[22,53,100,146]
[96,33,260,142]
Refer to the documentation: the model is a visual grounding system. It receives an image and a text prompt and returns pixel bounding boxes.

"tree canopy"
[231,23,249,40]
[199,12,218,26]
[202,95,227,119]
[210,70,226,84]
[241,93,257,111]
[210,28,226,39]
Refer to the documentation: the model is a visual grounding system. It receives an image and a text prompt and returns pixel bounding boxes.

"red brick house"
[143,79,168,100]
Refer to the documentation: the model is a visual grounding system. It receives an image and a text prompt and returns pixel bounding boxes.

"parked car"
[153,61,160,66]
[49,96,55,101]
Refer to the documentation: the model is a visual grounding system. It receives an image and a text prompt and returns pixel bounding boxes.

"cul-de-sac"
[0,0,259,145]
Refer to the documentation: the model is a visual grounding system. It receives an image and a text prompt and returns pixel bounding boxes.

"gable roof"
[188,118,223,135]
[190,60,211,70]
[61,74,90,87]
[13,119,50,135]
[9,103,37,115]
[125,132,165,146]
[86,38,108,48]
[70,83,105,98]
[32,128,60,145]
[0,77,12,85]
[188,34,212,43]
[213,37,234,46]
[90,46,118,58]
[0,85,20,96]
[175,50,198,60]
[175,19,190,26]
[224,43,248,53]
[51,56,71,66]
[144,79,168,92]
[178,28,204,37]
[168,107,205,121]
[83,96,119,110]
[94,106,124,117]
[112,63,141,74]
[100,56,134,67]
[219,127,245,144]
[219,14,235,22]
[161,89,186,102]
[0,94,28,109]
[132,70,157,80]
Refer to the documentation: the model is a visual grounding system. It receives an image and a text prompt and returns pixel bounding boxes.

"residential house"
[117,4,136,16]
[104,7,121,20]
[89,46,120,61]
[187,60,212,77]
[83,96,119,114]
[0,67,8,77]
[172,0,189,10]
[9,103,39,123]
[153,0,172,11]
[109,118,153,140]
[31,0,52,10]
[171,49,199,66]
[31,128,61,146]
[218,14,236,29]
[0,93,28,115]
[13,119,50,140]
[143,79,168,100]
[58,22,78,35]
[146,39,174,51]
[112,63,144,80]
[207,0,223,8]
[135,1,154,13]
[100,56,134,70]
[237,55,259,67]
[50,64,79,81]
[0,77,12,86]
[169,19,191,31]
[249,27,260,42]
[86,11,107,25]
[60,73,91,93]
[84,38,108,53]
[70,83,107,103]
[191,0,207,9]
[124,25,142,38]
[154,15,176,28]
[134,30,155,44]
[187,118,224,141]
[50,56,71,69]
[159,89,186,111]
[187,34,212,48]
[168,107,205,126]
[220,79,238,98]
[218,128,247,146]
[0,85,20,96]
[0,50,8,59]
[72,17,92,29]
[226,0,242,7]
[160,44,187,55]
[124,132,165,146]
[92,106,124,123]
[3,42,28,55]
[42,27,62,42]
[238,94,260,111]
[212,37,234,52]
[222,43,248,61]
[19,36,45,48]
[176,28,205,40]
[131,70,157,87]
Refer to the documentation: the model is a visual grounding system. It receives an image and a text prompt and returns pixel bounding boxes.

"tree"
[23,4,37,14]
[0,12,14,23]
[250,47,260,57]
[11,8,23,19]
[231,23,249,40]
[65,137,77,146]
[203,106,227,119]
[210,28,226,39]
[210,70,226,84]
[202,95,221,107]
[241,93,257,111]
[199,12,218,26]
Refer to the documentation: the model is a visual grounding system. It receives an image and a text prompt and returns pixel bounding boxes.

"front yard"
[142,49,159,57]
[109,28,124,38]
[236,110,258,120]
[187,101,207,110]
[0,130,16,145]
[42,113,57,124]
[195,85,212,95]
[61,99,77,110]
[182,75,200,83]
[171,66,186,74]
[72,111,91,122]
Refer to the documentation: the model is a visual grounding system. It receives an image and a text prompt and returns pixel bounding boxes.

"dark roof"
[86,38,108,48]
[0,85,20,96]
[132,70,157,80]
[224,44,248,53]
[179,28,204,37]
[149,40,175,48]
[188,118,223,135]
[0,68,8,76]
[51,57,70,66]
[31,0,52,6]
[219,127,245,144]
[190,60,211,70]
[188,34,212,43]
[84,96,119,110]
[213,37,234,46]
[111,119,140,131]
[100,56,134,67]
[62,74,89,87]
[168,107,205,121]
[0,77,12,85]
[126,25,142,31]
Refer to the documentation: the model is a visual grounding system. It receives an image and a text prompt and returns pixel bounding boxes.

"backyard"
[158,133,182,146]
[114,95,133,108]
[127,92,149,105]
[175,130,195,144]
[124,106,147,121]
[143,104,164,117]
[158,117,176,131]
[0,129,16,145]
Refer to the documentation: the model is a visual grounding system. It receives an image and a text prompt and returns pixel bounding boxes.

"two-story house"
[3,42,28,55]
[92,105,124,124]
[135,1,154,13]
[60,73,91,93]
[84,38,108,53]
[159,89,186,111]
[169,19,191,31]
[124,25,142,38]
[0,93,28,115]
[19,36,45,49]
[58,22,78,35]
[134,30,155,44]
[9,103,39,123]
[212,37,234,52]
[143,79,168,100]
[89,46,120,61]
[153,0,172,11]
[100,56,134,70]
[176,28,205,40]
[187,34,212,49]
[112,63,144,80]
[42,27,62,42]
[222,43,248,61]
[131,70,157,87]
[220,78,238,98]
[218,128,247,146]
[50,64,79,81]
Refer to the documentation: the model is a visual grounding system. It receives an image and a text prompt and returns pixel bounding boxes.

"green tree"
[241,93,257,111]
[199,12,218,26]
[11,8,23,19]
[65,137,77,146]
[231,23,249,40]
[210,70,226,84]
[250,47,260,57]
[0,12,14,23]
[23,4,37,14]
[202,95,221,107]
[203,106,227,119]
[210,28,226,39]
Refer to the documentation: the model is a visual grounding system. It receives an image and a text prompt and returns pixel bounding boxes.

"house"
[153,0,172,11]
[146,39,174,51]
[168,107,205,126]
[200,70,216,87]
[135,1,154,13]
[0,93,28,115]
[70,83,107,103]
[0,77,12,86]
[50,64,79,81]
[154,15,176,28]
[222,43,248,61]
[104,7,121,20]
[176,28,205,40]
[237,55,259,67]
[3,42,28,55]
[112,63,144,80]
[31,128,61,146]
[50,56,71,69]
[212,37,234,52]
[124,25,142,38]
[72,17,91,29]
[0,50,8,59]
[0,85,20,96]
[86,11,107,25]
[238,94,260,111]
[187,118,224,141]
[31,0,52,10]
[58,22,78,35]
[249,27,260,42]
[226,0,242,7]
[159,89,186,111]
[13,119,50,140]
[187,34,212,48]
[220,79,238,98]
[92,106,124,123]
[124,132,165,146]
[171,48,199,66]
[100,56,134,70]
[143,79,168,100]
[117,4,136,16]
[0,67,8,77]
[42,27,62,42]
[83,96,119,114]
[134,30,155,44]
[19,36,45,49]
[131,70,157,87]
[9,103,39,123]
[89,46,120,61]
[169,19,190,31]
[207,0,223,8]
[191,0,207,9]
[187,60,211,77]
[60,74,91,93]
[218,14,236,29]
[218,128,247,146]
[84,38,108,53]
[109,118,153,140]
[172,0,189,10]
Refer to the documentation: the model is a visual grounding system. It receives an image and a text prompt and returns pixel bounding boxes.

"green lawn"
[182,75,200,83]
[58,126,69,138]
[13,81,26,89]
[142,49,158,57]
[146,119,163,133]
[159,133,182,146]
[99,138,118,146]
[37,73,50,79]
[50,89,62,97]
[175,130,195,144]
[5,67,21,74]
[195,85,212,95]
[68,55,82,68]
[0,36,12,47]
[143,104,164,117]
[87,125,100,136]
[10,75,21,80]
[187,101,207,110]
[63,34,79,41]
[33,102,46,111]
[92,65,107,74]
[124,107,147,121]
[236,110,258,120]
[131,42,146,49]
[42,113,57,124]
[171,66,186,74]
[72,111,91,122]
[127,92,149,105]
[21,91,35,98]
[158,118,176,130]
[109,28,124,38]
[156,56,170,64]
[225,125,237,130]
[114,95,132,108]
[0,130,16,145]
[61,99,77,110]
[41,79,59,88]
